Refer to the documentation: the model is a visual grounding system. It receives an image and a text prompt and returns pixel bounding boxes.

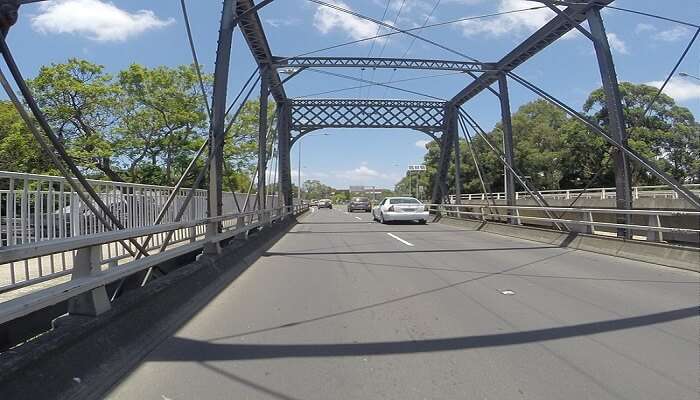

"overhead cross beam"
[290,99,446,137]
[273,56,492,72]
[450,0,614,106]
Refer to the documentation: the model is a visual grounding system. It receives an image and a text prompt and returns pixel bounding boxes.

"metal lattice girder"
[451,0,614,106]
[291,99,446,132]
[274,56,492,72]
[236,0,287,103]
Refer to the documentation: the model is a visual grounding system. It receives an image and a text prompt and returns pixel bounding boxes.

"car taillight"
[388,205,394,212]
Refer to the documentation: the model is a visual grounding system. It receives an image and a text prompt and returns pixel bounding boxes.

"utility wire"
[382,0,442,97]
[306,68,445,100]
[295,71,464,98]
[642,27,699,118]
[605,5,700,29]
[307,0,480,62]
[276,6,547,64]
[179,0,211,120]
[362,0,392,98]
[368,0,407,97]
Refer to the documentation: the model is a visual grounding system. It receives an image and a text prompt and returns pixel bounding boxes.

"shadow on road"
[151,306,697,362]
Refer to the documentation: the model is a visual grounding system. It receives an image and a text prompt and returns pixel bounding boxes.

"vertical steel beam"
[451,106,462,205]
[587,8,632,238]
[206,0,236,253]
[277,102,293,207]
[431,105,455,204]
[257,68,269,210]
[498,74,516,218]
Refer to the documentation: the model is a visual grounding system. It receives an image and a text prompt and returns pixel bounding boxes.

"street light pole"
[297,138,302,205]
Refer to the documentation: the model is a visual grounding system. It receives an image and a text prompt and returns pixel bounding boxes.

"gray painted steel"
[290,99,446,132]
[450,1,615,106]
[587,8,633,237]
[258,70,269,210]
[235,0,287,103]
[498,74,516,211]
[110,209,699,400]
[208,0,236,239]
[274,56,489,72]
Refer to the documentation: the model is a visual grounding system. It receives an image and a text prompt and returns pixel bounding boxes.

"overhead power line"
[296,71,464,98]
[279,6,547,63]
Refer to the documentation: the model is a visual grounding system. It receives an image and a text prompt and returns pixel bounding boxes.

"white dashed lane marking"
[387,233,414,247]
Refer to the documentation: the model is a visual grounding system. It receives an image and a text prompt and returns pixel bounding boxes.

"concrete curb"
[438,217,699,273]
[0,213,305,400]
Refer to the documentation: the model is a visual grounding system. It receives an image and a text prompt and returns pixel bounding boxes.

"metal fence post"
[647,214,663,242]
[236,215,248,240]
[67,245,111,317]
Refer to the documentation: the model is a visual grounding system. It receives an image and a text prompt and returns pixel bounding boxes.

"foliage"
[397,83,699,197]
[0,101,55,176]
[302,179,334,200]
[1,58,265,190]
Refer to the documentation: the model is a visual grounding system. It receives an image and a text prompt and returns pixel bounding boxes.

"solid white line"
[387,233,414,247]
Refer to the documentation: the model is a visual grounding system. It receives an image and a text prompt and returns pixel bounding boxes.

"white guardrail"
[426,203,700,243]
[0,203,308,325]
[451,184,700,202]
[0,170,278,247]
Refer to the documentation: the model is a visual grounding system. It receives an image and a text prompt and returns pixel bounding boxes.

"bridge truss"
[1,0,698,263]
[290,99,447,137]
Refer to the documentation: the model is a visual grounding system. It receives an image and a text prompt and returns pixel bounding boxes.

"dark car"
[347,197,371,212]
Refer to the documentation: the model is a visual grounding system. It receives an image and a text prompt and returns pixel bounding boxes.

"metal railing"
[0,171,276,247]
[427,203,700,243]
[0,203,308,324]
[451,184,700,202]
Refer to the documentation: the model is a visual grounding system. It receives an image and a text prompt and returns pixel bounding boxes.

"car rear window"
[352,197,369,202]
[389,198,420,204]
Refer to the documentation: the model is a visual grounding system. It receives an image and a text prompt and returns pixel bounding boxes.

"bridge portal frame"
[4,0,699,260]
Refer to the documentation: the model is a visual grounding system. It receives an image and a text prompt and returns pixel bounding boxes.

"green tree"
[303,179,334,199]
[584,82,699,184]
[222,98,276,191]
[398,83,699,196]
[27,58,121,180]
[0,101,55,176]
[115,64,210,185]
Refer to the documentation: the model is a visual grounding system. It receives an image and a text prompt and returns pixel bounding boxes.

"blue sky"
[5,0,699,189]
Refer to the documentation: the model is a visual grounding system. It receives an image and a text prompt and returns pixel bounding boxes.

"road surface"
[108,208,699,399]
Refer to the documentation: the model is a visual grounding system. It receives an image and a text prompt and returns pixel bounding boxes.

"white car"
[372,197,429,224]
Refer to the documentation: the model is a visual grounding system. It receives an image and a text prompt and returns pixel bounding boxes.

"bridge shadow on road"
[145,249,698,363]
[149,306,698,362]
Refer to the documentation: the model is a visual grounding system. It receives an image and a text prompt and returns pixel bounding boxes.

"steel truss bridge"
[0,2,699,396]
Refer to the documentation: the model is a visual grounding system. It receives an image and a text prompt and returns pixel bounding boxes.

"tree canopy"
[395,82,699,198]
[0,58,267,192]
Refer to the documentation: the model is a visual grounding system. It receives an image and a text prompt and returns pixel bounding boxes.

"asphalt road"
[108,208,699,400]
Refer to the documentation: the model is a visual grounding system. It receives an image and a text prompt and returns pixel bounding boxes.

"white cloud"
[31,0,174,42]
[334,164,400,185]
[634,23,693,43]
[415,139,431,149]
[457,0,559,38]
[266,18,300,28]
[634,23,655,34]
[655,26,692,42]
[606,33,629,55]
[647,78,700,102]
[313,0,383,43]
